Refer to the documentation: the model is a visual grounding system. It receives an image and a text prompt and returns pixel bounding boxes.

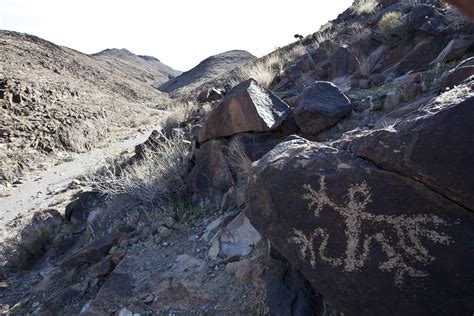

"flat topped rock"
[293,81,352,135]
[199,79,290,142]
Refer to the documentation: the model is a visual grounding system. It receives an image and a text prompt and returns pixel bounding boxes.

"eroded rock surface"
[247,137,474,314]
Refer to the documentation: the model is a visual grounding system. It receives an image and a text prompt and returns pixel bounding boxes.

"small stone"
[118,307,133,316]
[109,246,118,255]
[188,234,199,241]
[164,216,176,229]
[32,302,40,309]
[143,294,154,304]
[158,226,172,238]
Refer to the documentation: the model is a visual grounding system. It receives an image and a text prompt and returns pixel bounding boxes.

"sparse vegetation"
[350,22,372,43]
[227,136,252,185]
[352,0,379,15]
[86,131,191,207]
[377,11,411,43]
[235,59,280,88]
[314,30,337,46]
[163,101,199,134]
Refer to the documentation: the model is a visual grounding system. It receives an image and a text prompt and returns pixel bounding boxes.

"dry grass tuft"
[352,0,379,15]
[377,12,410,42]
[86,131,191,206]
[233,44,309,88]
[350,22,372,43]
[356,52,378,77]
[163,101,199,134]
[227,136,252,184]
[235,60,279,88]
[314,30,337,46]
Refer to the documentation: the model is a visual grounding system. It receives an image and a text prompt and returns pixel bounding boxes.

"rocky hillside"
[157,50,255,95]
[0,30,178,185]
[1,0,474,315]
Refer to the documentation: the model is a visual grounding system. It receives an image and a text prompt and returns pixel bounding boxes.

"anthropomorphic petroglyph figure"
[290,176,453,285]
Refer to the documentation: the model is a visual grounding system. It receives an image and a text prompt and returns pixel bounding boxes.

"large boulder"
[293,81,352,135]
[346,87,474,210]
[390,37,445,75]
[246,138,474,315]
[198,79,290,143]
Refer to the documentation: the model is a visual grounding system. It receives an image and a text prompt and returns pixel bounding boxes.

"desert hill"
[0,30,178,184]
[93,48,181,88]
[158,50,255,94]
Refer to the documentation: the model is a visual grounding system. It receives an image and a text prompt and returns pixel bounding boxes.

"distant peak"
[92,48,134,57]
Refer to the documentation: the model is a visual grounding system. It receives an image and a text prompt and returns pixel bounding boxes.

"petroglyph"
[290,176,453,285]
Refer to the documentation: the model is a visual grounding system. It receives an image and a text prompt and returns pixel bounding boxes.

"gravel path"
[0,126,159,228]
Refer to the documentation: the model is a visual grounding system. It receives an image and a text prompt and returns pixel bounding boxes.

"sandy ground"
[0,126,159,229]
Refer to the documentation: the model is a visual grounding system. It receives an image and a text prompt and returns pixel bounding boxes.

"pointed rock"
[199,79,290,142]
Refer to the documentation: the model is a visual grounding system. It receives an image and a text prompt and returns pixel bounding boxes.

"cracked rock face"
[246,86,474,315]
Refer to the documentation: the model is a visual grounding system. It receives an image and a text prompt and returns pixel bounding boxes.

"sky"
[0,0,353,71]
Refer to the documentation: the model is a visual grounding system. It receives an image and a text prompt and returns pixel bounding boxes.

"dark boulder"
[199,79,290,142]
[390,37,445,75]
[309,48,329,65]
[330,47,357,78]
[293,81,352,135]
[247,137,474,315]
[434,36,474,64]
[266,250,329,316]
[189,139,234,203]
[347,90,474,210]
[189,132,289,203]
[441,66,474,90]
[64,191,105,226]
[407,4,435,30]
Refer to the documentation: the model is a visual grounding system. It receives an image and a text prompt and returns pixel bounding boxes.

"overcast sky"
[1,0,352,71]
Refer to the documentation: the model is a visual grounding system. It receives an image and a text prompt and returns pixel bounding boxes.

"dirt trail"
[0,126,160,229]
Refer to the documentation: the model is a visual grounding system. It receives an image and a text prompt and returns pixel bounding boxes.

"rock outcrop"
[199,79,290,142]
[246,88,474,315]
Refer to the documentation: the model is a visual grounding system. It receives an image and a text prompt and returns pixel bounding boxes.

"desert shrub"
[227,136,252,184]
[163,101,199,134]
[377,12,410,43]
[314,30,337,46]
[285,44,307,61]
[235,59,279,88]
[87,131,191,206]
[352,0,379,15]
[350,22,372,43]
